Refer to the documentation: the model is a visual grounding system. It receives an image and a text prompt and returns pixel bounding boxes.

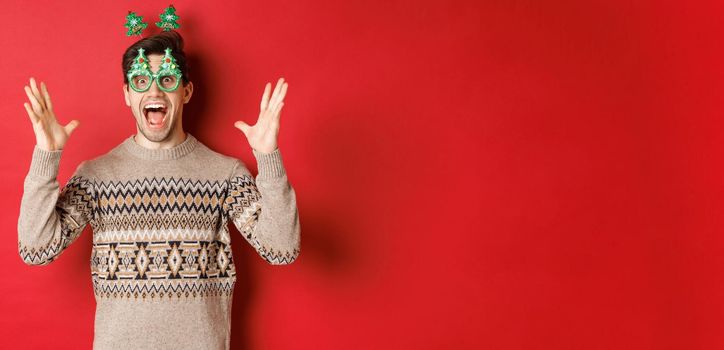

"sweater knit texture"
[17,133,301,349]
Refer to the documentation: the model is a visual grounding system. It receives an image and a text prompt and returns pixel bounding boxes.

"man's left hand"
[234,77,288,154]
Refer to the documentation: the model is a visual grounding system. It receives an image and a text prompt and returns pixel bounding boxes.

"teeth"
[144,103,165,109]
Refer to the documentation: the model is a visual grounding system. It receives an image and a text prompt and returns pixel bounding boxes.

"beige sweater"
[17,133,301,349]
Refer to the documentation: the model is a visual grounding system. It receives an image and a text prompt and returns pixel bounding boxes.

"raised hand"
[234,77,288,154]
[23,77,79,151]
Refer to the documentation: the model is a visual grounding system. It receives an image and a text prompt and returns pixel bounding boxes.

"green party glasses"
[127,47,182,93]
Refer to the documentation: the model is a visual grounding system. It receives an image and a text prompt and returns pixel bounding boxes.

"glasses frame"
[128,72,181,93]
[126,47,183,93]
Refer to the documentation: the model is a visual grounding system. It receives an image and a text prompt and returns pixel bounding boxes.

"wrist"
[35,138,64,151]
[252,148,285,179]
[28,145,63,178]
[252,146,278,154]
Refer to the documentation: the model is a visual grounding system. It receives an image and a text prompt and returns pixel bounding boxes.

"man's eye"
[163,77,172,83]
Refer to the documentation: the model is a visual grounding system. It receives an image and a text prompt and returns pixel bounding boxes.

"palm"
[234,78,288,154]
[23,78,79,151]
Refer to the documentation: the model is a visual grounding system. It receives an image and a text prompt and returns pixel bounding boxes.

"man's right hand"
[23,77,79,151]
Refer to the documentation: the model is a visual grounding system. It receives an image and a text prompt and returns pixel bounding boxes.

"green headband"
[124,5,184,92]
[124,5,180,37]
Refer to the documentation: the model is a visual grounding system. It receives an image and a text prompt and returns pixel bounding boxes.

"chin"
[141,129,173,142]
[136,116,174,142]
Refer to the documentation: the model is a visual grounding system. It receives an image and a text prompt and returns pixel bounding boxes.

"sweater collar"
[122,133,198,160]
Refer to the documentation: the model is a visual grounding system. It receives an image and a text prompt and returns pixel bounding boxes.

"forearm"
[18,146,67,265]
[251,148,301,264]
[18,146,92,266]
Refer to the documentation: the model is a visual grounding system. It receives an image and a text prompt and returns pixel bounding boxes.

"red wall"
[2,0,724,348]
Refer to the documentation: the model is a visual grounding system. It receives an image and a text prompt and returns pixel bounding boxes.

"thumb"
[64,120,80,136]
[234,121,250,136]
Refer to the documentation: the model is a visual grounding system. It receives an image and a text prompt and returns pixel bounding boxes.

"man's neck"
[133,130,188,150]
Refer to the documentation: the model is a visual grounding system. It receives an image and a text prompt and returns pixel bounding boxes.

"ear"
[183,81,194,104]
[123,84,131,107]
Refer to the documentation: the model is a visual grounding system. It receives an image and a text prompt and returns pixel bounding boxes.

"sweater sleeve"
[18,146,95,266]
[223,148,300,265]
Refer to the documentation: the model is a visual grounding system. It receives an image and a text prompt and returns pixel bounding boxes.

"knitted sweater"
[17,133,300,350]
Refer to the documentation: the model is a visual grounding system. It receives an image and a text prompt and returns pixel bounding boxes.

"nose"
[146,77,164,96]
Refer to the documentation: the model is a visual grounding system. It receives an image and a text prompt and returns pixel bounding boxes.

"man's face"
[123,53,193,142]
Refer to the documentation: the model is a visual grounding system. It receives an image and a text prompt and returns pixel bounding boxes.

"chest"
[90,176,231,242]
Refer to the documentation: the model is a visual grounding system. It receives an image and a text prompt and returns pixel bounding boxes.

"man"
[17,31,300,349]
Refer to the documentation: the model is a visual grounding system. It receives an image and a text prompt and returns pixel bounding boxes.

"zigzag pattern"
[19,237,65,266]
[19,175,94,265]
[59,175,95,225]
[94,228,216,243]
[22,172,298,300]
[91,240,235,280]
[234,209,299,265]
[96,177,227,216]
[255,243,300,265]
[92,277,236,299]
[225,175,300,264]
[94,212,221,232]
[223,175,261,214]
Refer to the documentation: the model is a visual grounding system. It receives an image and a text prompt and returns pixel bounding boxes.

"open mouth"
[143,102,168,129]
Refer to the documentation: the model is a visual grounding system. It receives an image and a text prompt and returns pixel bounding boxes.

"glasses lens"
[159,75,179,91]
[131,75,151,91]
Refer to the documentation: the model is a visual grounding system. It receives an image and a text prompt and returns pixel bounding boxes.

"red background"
[1,0,723,348]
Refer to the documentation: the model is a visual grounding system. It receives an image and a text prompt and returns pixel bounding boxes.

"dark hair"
[121,30,190,85]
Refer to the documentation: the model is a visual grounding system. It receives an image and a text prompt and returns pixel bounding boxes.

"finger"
[234,120,250,135]
[29,78,46,111]
[270,78,284,105]
[41,82,54,112]
[268,81,287,114]
[277,82,288,104]
[24,102,40,124]
[64,120,80,136]
[270,102,284,121]
[260,83,271,111]
[24,86,44,116]
[273,102,285,118]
